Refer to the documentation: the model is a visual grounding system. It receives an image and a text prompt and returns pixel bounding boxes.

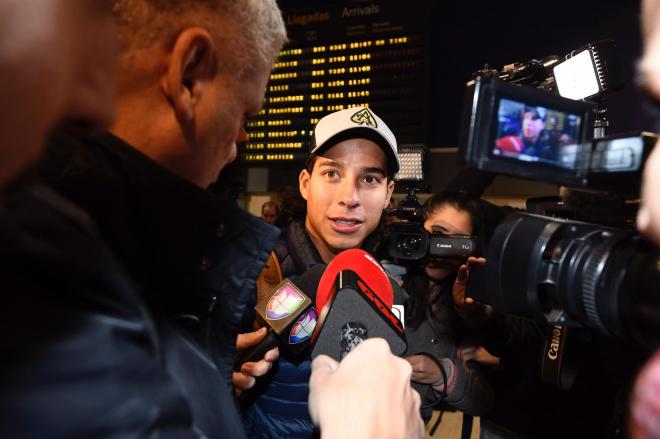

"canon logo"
[547,325,562,360]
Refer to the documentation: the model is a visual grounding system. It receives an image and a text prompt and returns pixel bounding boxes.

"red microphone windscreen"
[316,249,393,312]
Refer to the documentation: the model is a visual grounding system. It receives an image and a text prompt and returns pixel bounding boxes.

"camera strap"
[540,324,578,391]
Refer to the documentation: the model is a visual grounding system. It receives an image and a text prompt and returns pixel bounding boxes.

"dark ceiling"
[277,0,650,145]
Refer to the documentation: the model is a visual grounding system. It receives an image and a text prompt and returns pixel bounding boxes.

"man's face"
[299,138,395,261]
[262,205,278,225]
[522,112,545,142]
[637,0,660,245]
[0,0,117,187]
[196,63,271,186]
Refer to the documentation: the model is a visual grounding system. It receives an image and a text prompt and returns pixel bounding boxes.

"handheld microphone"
[316,248,394,312]
[311,250,407,362]
[234,265,324,369]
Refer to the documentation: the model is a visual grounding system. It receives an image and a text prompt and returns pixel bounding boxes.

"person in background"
[401,191,494,423]
[262,200,280,226]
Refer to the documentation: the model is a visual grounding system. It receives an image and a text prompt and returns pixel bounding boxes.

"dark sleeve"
[442,351,494,416]
[480,312,545,359]
[0,188,201,439]
[0,272,200,439]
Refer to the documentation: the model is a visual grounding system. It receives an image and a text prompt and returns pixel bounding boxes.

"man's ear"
[384,179,395,209]
[160,27,216,123]
[299,169,311,201]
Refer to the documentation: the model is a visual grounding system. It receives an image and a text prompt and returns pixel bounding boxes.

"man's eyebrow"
[317,161,386,177]
[317,159,344,169]
[362,166,386,177]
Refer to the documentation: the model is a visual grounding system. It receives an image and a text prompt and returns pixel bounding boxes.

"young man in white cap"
[243,106,399,437]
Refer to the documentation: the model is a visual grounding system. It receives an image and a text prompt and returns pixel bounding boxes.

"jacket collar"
[42,130,279,316]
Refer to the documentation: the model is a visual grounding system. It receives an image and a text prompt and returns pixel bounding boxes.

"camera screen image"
[493,98,583,169]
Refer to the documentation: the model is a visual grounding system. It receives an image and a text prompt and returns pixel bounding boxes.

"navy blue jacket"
[243,220,323,438]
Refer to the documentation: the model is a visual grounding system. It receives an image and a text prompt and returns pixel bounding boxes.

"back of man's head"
[112,0,286,88]
[107,0,286,188]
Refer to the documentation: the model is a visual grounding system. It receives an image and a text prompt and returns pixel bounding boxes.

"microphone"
[311,250,407,362]
[316,248,394,311]
[234,265,324,369]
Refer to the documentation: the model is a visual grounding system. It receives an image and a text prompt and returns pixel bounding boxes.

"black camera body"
[457,69,660,347]
[384,194,477,262]
[386,221,477,262]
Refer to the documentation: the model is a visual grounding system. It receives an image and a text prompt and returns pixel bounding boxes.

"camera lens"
[401,235,420,251]
[478,212,660,347]
[385,222,429,261]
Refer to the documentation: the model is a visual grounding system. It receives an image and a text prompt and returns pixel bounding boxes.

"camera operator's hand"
[405,355,461,394]
[452,256,486,310]
[309,338,425,439]
[406,354,446,385]
[457,343,501,369]
[233,327,279,396]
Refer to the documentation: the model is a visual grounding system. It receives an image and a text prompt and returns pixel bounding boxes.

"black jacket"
[35,129,277,437]
[402,270,494,421]
[0,184,201,437]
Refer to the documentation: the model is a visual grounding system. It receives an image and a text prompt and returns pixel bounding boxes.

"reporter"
[402,191,494,420]
[309,338,425,439]
[234,327,280,396]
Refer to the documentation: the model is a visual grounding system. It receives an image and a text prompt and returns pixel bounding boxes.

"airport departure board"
[241,1,430,163]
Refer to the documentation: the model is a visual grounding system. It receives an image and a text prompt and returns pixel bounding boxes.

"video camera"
[459,70,655,195]
[458,40,660,348]
[383,145,477,263]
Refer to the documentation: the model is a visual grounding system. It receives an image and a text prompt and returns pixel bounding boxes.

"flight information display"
[241,1,430,163]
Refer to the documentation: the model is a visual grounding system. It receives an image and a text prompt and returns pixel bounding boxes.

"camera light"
[395,145,425,182]
[553,50,600,100]
[552,40,623,101]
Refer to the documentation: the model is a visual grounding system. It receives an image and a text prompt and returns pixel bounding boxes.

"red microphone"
[311,249,406,361]
[315,248,394,311]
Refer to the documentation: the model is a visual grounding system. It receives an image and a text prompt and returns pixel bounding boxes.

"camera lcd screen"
[493,98,583,169]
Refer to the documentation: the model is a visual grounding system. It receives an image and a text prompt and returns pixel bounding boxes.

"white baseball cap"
[310,106,400,173]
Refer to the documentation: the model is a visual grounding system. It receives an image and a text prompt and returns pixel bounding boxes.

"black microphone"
[311,263,407,362]
[234,265,324,370]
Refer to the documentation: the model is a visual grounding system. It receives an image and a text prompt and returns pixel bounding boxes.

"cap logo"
[350,108,378,128]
